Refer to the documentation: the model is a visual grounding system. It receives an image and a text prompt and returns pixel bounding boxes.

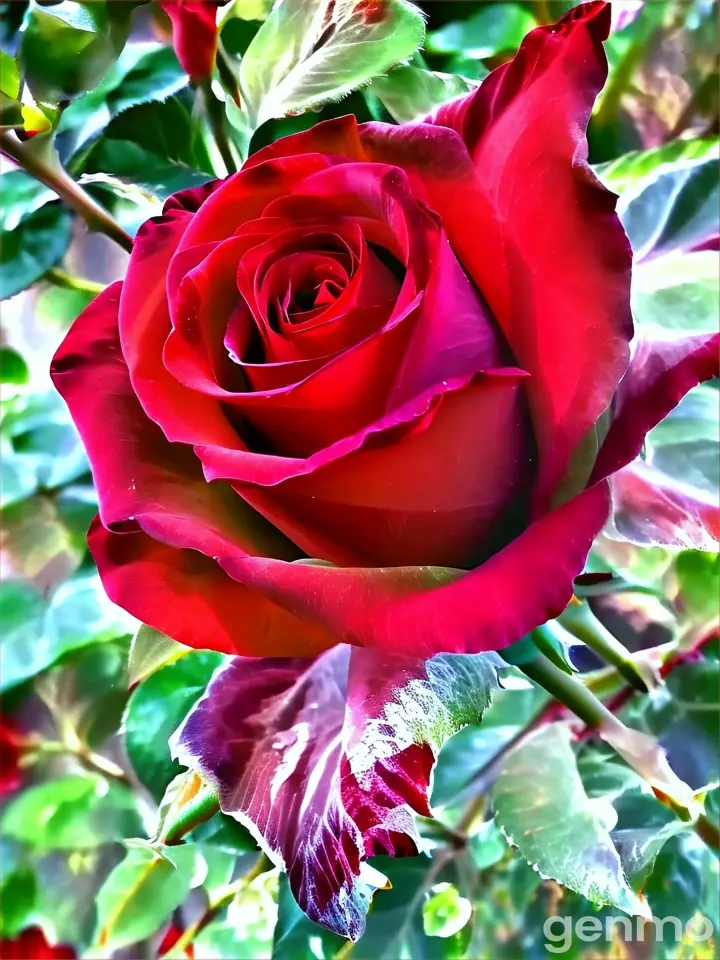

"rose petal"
[89,520,334,657]
[419,0,634,511]
[50,283,299,561]
[160,1,218,81]
[229,372,531,567]
[218,481,610,656]
[591,332,720,482]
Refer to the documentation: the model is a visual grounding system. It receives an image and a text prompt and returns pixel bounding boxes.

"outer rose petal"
[88,519,334,656]
[218,482,610,656]
[160,1,218,81]
[608,461,720,551]
[52,285,336,656]
[592,333,720,483]
[50,284,297,562]
[423,0,633,511]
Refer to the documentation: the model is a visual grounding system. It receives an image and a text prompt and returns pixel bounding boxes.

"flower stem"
[45,267,106,296]
[168,854,272,955]
[0,131,133,254]
[27,739,131,786]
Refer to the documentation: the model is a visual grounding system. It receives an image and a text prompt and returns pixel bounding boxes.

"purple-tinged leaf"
[609,460,719,551]
[171,646,497,939]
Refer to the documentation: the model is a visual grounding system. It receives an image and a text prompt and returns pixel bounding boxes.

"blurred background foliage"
[0,1,718,958]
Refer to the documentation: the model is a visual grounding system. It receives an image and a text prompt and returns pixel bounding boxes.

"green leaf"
[0,864,36,936]
[431,683,546,811]
[124,650,224,801]
[632,250,719,335]
[675,551,720,624]
[646,384,719,497]
[426,2,535,57]
[240,0,426,126]
[0,48,21,99]
[271,874,353,959]
[467,818,509,871]
[0,494,81,591]
[0,91,24,129]
[19,0,136,102]
[37,638,131,748]
[128,624,192,687]
[35,284,97,329]
[60,43,188,153]
[93,844,200,952]
[641,659,720,792]
[614,145,720,260]
[0,347,29,385]
[189,811,258,854]
[75,97,215,198]
[423,883,472,940]
[492,724,648,917]
[370,64,475,124]
[595,137,718,195]
[643,832,709,927]
[0,574,133,693]
[0,179,72,299]
[0,775,143,852]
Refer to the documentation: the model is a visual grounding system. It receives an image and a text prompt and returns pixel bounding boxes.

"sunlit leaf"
[19,0,137,102]
[240,0,426,126]
[492,724,649,917]
[370,64,476,124]
[93,844,200,952]
[426,2,535,58]
[128,624,192,688]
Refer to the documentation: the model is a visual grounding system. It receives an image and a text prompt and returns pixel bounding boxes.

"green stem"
[519,654,617,730]
[694,813,720,857]
[160,785,220,845]
[555,607,651,692]
[199,81,237,176]
[27,739,131,786]
[0,131,133,253]
[45,267,106,296]
[169,854,271,954]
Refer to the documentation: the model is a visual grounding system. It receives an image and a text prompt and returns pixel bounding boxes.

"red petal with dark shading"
[422,0,633,512]
[88,519,335,657]
[160,1,218,81]
[219,481,611,656]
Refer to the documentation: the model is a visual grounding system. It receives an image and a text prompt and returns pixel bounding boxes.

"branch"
[0,131,133,254]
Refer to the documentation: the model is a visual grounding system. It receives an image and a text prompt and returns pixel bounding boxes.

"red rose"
[51,2,719,659]
[0,927,75,959]
[0,714,25,798]
[160,1,220,81]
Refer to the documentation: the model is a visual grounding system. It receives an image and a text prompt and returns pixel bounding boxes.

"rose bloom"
[0,927,75,959]
[0,713,24,797]
[52,2,718,659]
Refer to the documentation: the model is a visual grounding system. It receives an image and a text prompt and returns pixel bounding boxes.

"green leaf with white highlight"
[240,0,426,126]
[370,64,476,124]
[492,723,649,918]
